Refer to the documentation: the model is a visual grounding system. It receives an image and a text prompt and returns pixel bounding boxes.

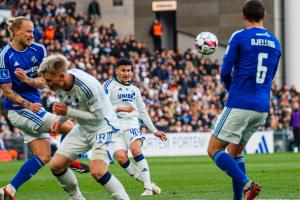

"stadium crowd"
[0,0,298,142]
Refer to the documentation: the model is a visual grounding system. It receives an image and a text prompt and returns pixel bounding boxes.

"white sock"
[5,184,16,196]
[100,173,130,200]
[135,155,152,190]
[123,161,143,182]
[56,168,85,199]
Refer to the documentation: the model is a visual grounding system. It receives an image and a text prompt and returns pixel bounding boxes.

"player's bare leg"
[130,139,161,196]
[90,160,130,200]
[1,138,51,200]
[50,153,86,200]
[115,149,143,182]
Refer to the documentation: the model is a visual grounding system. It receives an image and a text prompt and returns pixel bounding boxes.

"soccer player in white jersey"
[0,17,73,200]
[104,58,168,196]
[38,54,130,200]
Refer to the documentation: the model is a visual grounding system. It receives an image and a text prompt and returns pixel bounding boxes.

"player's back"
[224,27,281,112]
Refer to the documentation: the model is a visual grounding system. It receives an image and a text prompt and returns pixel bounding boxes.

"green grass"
[0,153,300,199]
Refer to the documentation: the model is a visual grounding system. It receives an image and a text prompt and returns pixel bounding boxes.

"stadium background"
[0,0,298,167]
[0,1,300,199]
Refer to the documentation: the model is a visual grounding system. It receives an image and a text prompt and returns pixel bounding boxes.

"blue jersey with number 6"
[221,27,281,112]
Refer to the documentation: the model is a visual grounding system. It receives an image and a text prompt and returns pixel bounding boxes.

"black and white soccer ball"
[194,32,218,55]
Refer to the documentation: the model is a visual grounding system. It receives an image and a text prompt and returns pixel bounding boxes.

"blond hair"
[6,16,31,37]
[38,54,70,75]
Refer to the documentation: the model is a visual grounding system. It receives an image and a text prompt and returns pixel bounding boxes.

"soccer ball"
[194,32,218,55]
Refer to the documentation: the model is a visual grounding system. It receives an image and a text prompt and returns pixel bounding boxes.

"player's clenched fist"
[14,68,28,83]
[29,102,42,113]
[53,102,68,115]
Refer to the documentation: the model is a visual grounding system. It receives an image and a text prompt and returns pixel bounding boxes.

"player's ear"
[241,12,247,23]
[58,73,65,80]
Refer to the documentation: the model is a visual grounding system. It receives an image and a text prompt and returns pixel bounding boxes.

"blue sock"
[133,154,144,162]
[121,160,130,169]
[97,171,112,185]
[212,150,249,188]
[232,156,246,200]
[10,156,44,190]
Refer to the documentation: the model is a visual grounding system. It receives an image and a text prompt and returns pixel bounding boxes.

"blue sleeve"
[0,53,11,83]
[221,32,240,91]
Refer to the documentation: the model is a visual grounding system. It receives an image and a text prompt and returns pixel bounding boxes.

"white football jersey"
[104,78,157,133]
[56,69,120,133]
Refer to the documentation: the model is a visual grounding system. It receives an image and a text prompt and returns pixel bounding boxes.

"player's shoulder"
[30,42,47,57]
[103,78,116,90]
[130,83,139,90]
[69,68,99,97]
[228,29,244,43]
[0,45,12,58]
[30,42,46,51]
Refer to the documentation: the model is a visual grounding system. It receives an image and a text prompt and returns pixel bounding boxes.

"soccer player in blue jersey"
[207,1,281,200]
[0,17,74,200]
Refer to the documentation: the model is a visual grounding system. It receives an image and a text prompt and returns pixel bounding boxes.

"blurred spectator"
[0,123,6,150]
[44,24,56,40]
[88,0,101,24]
[149,19,163,51]
[290,100,300,153]
[0,0,298,139]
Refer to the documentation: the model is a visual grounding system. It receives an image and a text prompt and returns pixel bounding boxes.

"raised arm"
[0,82,41,112]
[15,68,47,89]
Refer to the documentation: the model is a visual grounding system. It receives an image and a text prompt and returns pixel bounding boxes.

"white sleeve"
[67,106,101,121]
[67,89,102,120]
[135,89,158,133]
[104,81,118,112]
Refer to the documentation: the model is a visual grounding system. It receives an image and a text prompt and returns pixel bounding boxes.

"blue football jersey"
[0,42,47,110]
[221,27,281,112]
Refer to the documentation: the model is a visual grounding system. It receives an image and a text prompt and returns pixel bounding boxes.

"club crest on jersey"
[65,96,80,108]
[31,56,38,64]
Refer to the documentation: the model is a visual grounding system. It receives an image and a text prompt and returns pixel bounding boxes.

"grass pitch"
[0,153,299,199]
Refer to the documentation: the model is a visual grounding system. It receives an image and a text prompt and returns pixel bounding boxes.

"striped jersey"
[103,78,157,133]
[56,69,120,133]
[0,43,47,110]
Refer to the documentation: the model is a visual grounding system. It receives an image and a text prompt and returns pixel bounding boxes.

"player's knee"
[131,147,142,157]
[207,146,216,158]
[37,154,51,164]
[90,163,108,180]
[115,151,128,165]
[49,160,64,174]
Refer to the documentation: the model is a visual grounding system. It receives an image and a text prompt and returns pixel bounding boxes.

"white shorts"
[7,108,59,143]
[56,124,117,164]
[114,128,145,151]
[212,107,268,144]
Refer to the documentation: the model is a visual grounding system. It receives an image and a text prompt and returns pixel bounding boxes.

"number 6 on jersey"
[256,53,268,84]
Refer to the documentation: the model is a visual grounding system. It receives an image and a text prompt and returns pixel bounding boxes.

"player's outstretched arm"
[15,68,47,89]
[0,82,42,112]
[154,130,168,141]
[52,102,100,121]
[135,89,168,141]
